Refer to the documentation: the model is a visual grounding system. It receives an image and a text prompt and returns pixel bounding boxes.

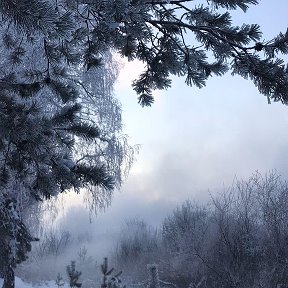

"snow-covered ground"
[0,277,69,288]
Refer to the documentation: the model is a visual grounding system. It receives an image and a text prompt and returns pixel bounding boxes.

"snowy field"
[0,278,69,288]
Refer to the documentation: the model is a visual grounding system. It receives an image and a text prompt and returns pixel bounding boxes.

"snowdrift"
[0,277,69,288]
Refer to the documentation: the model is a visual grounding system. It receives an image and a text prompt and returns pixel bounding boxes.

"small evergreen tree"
[101,258,124,288]
[56,273,65,288]
[147,264,160,288]
[67,261,82,288]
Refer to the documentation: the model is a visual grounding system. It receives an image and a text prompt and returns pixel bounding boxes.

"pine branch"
[75,164,115,190]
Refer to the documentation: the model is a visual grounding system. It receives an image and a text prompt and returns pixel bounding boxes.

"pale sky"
[115,0,288,201]
[59,0,288,259]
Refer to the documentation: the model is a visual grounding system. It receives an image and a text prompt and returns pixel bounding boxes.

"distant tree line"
[112,171,288,288]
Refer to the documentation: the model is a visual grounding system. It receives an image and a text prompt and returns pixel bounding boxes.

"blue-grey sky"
[59,0,288,259]
[115,0,288,205]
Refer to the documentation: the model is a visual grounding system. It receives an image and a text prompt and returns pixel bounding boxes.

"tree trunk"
[2,265,15,288]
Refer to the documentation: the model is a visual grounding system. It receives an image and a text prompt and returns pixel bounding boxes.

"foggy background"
[24,0,288,272]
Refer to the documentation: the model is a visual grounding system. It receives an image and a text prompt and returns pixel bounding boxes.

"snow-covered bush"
[112,172,288,288]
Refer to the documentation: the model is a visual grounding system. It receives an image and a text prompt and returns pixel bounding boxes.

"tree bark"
[2,265,15,288]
